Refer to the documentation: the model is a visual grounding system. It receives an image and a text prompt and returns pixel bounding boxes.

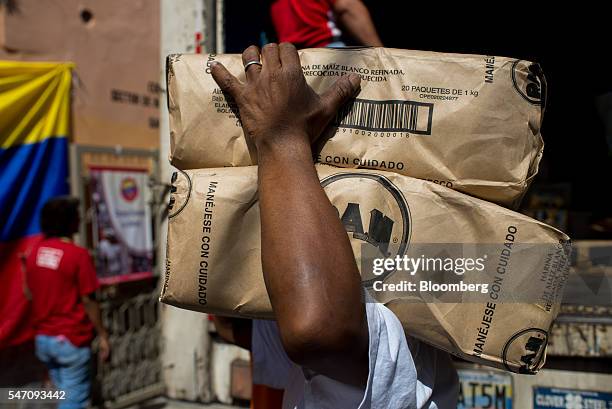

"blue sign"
[534,387,612,409]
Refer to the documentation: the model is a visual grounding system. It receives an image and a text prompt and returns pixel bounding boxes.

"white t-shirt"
[252,297,459,409]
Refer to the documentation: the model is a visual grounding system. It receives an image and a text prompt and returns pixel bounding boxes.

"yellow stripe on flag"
[0,61,74,149]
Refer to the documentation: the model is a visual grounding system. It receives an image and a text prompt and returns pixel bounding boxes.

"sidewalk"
[125,396,246,409]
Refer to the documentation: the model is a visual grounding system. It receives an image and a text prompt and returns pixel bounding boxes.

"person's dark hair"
[40,196,80,237]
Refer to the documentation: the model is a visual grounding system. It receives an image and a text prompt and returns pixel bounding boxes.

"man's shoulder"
[37,238,89,257]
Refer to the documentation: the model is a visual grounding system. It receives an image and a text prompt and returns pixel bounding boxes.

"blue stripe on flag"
[0,137,69,241]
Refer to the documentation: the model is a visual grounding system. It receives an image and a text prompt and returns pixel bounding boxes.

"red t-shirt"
[270,0,341,48]
[26,237,100,347]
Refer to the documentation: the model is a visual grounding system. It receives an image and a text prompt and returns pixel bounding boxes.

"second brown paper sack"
[161,165,570,374]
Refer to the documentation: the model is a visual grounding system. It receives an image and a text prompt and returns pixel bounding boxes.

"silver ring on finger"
[244,60,262,71]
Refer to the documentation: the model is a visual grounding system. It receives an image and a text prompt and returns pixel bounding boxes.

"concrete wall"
[159,0,214,402]
[0,0,161,150]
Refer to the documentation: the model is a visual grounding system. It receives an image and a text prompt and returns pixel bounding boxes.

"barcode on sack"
[334,99,433,134]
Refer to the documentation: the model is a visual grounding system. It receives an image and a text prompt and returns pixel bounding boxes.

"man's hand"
[98,335,111,362]
[210,42,360,152]
[82,294,111,362]
[210,44,369,387]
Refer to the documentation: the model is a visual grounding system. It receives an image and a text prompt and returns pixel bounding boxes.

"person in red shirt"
[270,0,383,48]
[26,196,110,409]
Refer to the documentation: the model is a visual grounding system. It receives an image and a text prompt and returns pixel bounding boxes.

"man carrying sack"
[208,42,458,408]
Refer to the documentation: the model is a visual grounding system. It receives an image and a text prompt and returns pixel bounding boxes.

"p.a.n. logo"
[502,328,548,374]
[321,173,411,287]
[338,204,394,257]
[512,60,547,107]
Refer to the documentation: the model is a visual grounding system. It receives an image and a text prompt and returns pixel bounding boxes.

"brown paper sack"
[166,48,546,207]
[161,165,570,374]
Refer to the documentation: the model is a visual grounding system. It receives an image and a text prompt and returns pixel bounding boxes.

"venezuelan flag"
[0,61,73,347]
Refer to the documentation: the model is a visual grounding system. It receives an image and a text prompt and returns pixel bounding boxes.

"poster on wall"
[89,167,153,284]
[533,387,612,409]
[457,368,513,409]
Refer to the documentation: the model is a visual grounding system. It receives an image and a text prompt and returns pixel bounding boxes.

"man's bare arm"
[211,43,368,387]
[333,0,383,47]
[82,294,110,361]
